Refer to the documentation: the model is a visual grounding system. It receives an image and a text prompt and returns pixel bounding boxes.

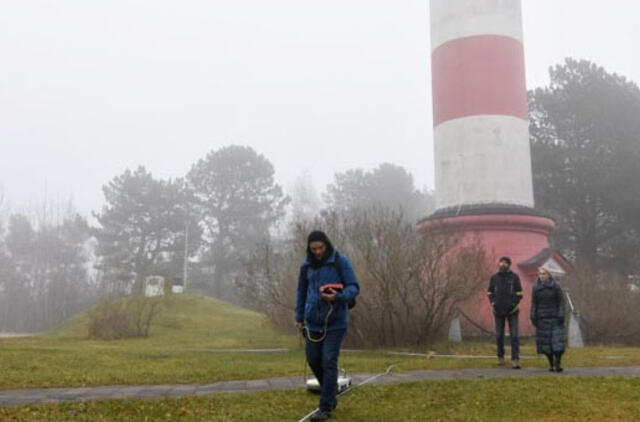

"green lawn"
[1,294,639,389]
[3,377,639,421]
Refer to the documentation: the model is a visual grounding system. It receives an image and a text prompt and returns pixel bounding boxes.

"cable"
[299,301,334,400]
[457,308,495,336]
[305,303,334,343]
[340,364,395,393]
[297,364,395,422]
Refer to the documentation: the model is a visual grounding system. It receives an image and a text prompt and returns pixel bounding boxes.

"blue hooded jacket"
[295,249,360,332]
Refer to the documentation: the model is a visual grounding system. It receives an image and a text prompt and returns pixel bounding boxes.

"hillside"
[49,294,296,349]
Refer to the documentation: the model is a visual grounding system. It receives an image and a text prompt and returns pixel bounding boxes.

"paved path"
[1,366,639,406]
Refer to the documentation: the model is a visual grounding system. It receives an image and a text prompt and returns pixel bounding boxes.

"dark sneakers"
[310,409,331,420]
[310,398,337,420]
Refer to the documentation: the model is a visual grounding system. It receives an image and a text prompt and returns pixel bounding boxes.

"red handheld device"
[320,283,344,294]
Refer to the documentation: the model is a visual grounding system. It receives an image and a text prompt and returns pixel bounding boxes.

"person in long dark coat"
[530,266,566,372]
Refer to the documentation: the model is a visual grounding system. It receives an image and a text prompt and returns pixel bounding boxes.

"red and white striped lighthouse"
[419,0,567,335]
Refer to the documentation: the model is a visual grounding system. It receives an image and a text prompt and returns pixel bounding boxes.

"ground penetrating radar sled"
[305,370,352,393]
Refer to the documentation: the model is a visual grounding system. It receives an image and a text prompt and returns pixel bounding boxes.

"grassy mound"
[0,295,301,388]
[49,294,295,349]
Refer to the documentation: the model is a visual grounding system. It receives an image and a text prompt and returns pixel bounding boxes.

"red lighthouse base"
[418,209,558,336]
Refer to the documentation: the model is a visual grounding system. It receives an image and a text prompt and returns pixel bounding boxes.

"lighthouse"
[419,0,568,335]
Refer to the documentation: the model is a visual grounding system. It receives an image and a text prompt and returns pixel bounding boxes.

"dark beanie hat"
[499,256,512,265]
[307,230,330,245]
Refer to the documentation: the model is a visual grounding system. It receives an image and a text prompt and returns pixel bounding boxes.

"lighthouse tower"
[419,0,567,335]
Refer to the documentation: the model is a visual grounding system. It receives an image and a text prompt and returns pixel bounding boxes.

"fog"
[2,0,640,216]
[1,1,640,334]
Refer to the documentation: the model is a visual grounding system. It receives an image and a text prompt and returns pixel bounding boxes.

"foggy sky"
[1,0,639,219]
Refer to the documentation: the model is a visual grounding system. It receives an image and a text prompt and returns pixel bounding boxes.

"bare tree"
[335,209,488,347]
[564,264,640,344]
[240,208,489,348]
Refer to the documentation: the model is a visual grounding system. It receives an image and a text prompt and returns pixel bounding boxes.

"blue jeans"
[494,312,519,360]
[305,328,346,411]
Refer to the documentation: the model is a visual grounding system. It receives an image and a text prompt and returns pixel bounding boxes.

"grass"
[0,294,639,389]
[0,294,297,388]
[49,294,296,348]
[2,377,639,421]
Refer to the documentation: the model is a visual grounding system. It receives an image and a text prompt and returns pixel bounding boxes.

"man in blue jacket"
[296,230,360,421]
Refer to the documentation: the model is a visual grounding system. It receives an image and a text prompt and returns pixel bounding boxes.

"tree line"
[0,58,638,341]
[530,58,640,343]
[0,200,94,332]
[0,147,432,331]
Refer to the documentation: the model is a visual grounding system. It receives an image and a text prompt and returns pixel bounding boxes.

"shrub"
[88,295,161,340]
[239,208,489,348]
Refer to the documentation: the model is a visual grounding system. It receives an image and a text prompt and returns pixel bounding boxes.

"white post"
[564,289,584,348]
[183,221,189,291]
[448,316,462,343]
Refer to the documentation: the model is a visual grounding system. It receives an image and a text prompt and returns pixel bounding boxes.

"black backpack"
[300,251,356,309]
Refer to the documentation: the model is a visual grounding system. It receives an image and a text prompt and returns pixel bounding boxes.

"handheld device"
[320,283,344,294]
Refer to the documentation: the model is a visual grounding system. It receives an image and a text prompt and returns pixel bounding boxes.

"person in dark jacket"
[487,256,523,368]
[530,266,566,372]
[295,231,360,421]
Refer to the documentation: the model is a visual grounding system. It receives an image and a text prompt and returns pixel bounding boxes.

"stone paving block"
[10,392,50,400]
[267,377,297,390]
[246,380,270,390]
[80,387,123,399]
[0,391,26,399]
[163,386,198,397]
[350,373,375,382]
[386,373,415,382]
[194,383,226,395]
[48,388,92,399]
[170,386,198,393]
[115,386,152,397]
[218,380,249,391]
